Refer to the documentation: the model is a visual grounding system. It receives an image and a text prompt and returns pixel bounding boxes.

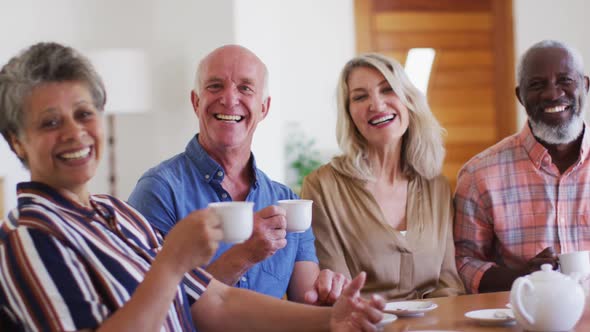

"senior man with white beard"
[454,40,590,294]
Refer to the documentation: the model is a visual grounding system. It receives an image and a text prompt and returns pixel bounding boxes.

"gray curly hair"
[0,42,106,163]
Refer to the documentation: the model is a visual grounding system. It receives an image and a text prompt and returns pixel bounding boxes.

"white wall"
[234,0,285,181]
[0,0,236,212]
[0,0,84,213]
[0,0,354,213]
[279,0,355,158]
[513,0,590,128]
[233,0,356,182]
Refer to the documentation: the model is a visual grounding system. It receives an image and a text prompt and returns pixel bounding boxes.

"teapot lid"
[529,264,564,281]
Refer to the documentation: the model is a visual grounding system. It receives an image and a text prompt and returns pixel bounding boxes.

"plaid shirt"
[454,123,590,293]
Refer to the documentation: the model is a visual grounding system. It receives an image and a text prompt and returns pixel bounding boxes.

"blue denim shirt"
[128,135,318,299]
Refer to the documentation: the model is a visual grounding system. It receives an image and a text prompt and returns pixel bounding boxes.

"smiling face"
[10,81,103,196]
[517,47,590,144]
[192,45,269,155]
[347,66,410,148]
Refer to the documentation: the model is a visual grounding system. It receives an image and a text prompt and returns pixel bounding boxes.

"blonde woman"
[301,53,464,300]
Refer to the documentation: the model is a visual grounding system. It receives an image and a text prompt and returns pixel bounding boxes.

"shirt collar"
[520,121,590,169]
[186,134,260,188]
[17,181,97,219]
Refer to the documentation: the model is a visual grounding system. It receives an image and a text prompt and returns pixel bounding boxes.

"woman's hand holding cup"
[160,209,224,275]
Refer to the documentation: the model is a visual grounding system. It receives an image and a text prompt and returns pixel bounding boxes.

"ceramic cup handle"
[513,277,535,324]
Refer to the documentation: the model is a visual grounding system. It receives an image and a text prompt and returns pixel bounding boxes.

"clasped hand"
[525,246,558,273]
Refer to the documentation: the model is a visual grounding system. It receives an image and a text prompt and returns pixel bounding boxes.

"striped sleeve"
[0,210,19,242]
[183,267,212,304]
[0,226,110,331]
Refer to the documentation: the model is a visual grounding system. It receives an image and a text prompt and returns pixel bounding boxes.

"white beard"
[529,112,584,144]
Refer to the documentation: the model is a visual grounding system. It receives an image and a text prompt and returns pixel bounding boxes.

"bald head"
[194,45,269,100]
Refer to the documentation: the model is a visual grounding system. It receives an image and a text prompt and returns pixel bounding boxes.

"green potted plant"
[285,123,323,194]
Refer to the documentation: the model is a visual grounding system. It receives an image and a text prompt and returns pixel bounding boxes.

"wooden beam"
[354,0,373,54]
[492,0,517,138]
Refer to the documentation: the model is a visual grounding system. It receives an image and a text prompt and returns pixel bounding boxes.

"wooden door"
[355,0,517,189]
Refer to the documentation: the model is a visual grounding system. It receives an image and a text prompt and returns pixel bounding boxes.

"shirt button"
[241,277,247,282]
[217,171,223,177]
[205,174,210,179]
[560,218,565,223]
[222,193,228,199]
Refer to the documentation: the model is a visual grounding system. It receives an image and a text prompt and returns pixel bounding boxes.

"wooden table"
[384,291,590,331]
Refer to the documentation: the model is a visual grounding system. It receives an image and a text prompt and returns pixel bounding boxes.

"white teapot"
[510,264,585,331]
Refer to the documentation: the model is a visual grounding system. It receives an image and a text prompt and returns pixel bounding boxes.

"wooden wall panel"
[434,106,495,126]
[430,68,493,88]
[492,0,517,139]
[374,0,493,12]
[445,143,496,161]
[442,162,465,184]
[382,51,407,64]
[355,0,373,53]
[375,31,492,50]
[375,12,492,32]
[444,126,497,144]
[429,88,493,107]
[435,51,493,68]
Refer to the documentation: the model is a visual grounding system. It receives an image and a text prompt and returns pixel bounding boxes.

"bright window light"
[404,48,436,95]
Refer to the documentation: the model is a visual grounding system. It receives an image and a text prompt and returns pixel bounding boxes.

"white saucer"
[464,308,516,326]
[384,301,437,316]
[377,313,398,329]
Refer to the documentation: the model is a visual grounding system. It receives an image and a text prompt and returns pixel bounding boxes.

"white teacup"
[278,199,313,233]
[208,201,254,243]
[559,251,590,276]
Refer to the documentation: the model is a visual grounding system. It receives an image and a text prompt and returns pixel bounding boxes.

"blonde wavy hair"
[332,53,445,181]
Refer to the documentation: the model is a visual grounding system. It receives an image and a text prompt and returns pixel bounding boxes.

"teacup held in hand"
[208,202,254,243]
[278,199,313,233]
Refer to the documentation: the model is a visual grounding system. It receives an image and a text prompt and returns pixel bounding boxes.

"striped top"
[454,124,590,293]
[0,182,211,331]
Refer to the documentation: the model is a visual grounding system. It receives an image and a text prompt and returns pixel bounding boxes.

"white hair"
[517,40,585,86]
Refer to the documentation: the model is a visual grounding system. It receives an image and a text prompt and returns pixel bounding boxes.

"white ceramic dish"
[377,313,397,330]
[464,308,516,326]
[384,301,437,316]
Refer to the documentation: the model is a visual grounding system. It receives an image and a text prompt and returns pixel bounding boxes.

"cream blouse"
[301,162,465,300]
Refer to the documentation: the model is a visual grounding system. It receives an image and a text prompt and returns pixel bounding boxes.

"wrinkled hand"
[238,205,287,263]
[526,247,558,273]
[304,269,349,306]
[330,272,385,332]
[161,208,223,274]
